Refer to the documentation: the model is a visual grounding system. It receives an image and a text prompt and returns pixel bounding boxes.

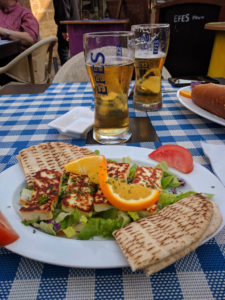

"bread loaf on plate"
[192,83,225,119]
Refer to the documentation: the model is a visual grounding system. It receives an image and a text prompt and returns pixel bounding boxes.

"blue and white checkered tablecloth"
[0,81,225,300]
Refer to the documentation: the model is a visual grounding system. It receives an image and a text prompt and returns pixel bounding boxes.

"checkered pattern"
[0,81,225,300]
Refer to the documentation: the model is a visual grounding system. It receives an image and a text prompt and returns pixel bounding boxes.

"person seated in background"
[0,0,39,49]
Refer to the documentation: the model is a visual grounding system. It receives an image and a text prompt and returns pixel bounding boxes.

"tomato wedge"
[0,211,19,246]
[149,145,193,174]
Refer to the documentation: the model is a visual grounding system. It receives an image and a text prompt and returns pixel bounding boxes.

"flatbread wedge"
[144,200,222,275]
[113,194,213,272]
[17,142,94,186]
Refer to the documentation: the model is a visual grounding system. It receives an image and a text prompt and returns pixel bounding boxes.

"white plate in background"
[177,87,225,127]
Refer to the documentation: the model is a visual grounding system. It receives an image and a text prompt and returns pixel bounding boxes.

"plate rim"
[177,86,225,127]
[1,145,225,268]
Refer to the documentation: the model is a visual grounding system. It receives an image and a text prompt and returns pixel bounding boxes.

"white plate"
[177,86,225,126]
[1,146,225,268]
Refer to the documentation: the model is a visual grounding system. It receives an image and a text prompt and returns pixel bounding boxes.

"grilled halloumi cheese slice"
[61,173,94,214]
[132,166,163,214]
[20,169,62,221]
[132,166,163,191]
[94,161,130,212]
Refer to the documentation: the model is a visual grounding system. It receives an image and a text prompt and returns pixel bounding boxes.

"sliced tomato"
[148,144,193,174]
[0,211,19,246]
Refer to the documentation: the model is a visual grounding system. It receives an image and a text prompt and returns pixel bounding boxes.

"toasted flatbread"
[17,142,94,186]
[144,200,222,275]
[113,194,213,271]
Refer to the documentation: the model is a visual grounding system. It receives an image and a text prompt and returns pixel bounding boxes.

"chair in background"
[53,51,171,83]
[0,36,58,84]
[154,0,225,78]
[53,51,90,83]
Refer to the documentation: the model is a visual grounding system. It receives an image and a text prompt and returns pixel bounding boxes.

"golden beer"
[86,57,134,143]
[134,54,166,110]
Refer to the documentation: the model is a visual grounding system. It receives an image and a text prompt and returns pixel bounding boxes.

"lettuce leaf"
[77,218,123,240]
[33,221,56,236]
[156,161,182,189]
[59,209,80,230]
[158,191,196,210]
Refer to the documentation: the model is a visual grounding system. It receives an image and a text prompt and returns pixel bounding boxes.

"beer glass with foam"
[131,24,170,111]
[83,32,135,144]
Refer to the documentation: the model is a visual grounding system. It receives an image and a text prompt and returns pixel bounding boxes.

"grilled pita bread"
[113,194,213,272]
[17,142,94,186]
[144,200,222,275]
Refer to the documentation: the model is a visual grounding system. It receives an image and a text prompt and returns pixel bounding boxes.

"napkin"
[201,141,225,186]
[48,107,94,139]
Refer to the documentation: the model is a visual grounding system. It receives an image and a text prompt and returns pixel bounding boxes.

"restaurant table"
[205,22,225,78]
[0,81,225,300]
[60,19,129,57]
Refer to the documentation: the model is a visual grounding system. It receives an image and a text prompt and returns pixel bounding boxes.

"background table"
[205,22,225,78]
[60,19,129,57]
[0,81,225,299]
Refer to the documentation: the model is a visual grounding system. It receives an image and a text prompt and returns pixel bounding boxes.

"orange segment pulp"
[64,155,104,184]
[180,90,192,99]
[98,157,160,211]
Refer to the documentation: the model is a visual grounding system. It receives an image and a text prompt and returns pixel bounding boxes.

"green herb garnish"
[38,195,49,205]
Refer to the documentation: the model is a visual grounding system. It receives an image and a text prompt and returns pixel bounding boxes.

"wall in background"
[19,0,57,38]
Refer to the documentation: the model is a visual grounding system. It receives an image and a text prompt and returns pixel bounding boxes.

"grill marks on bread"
[113,194,213,271]
[17,142,94,186]
[20,169,62,221]
[144,200,222,275]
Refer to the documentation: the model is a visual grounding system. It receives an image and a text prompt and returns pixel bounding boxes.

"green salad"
[20,158,212,240]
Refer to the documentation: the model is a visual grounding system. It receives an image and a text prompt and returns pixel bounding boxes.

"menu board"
[158,3,220,77]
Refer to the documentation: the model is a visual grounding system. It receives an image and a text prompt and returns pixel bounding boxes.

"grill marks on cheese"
[132,166,163,191]
[94,162,130,211]
[20,169,62,221]
[132,166,163,213]
[19,162,164,220]
[62,174,94,213]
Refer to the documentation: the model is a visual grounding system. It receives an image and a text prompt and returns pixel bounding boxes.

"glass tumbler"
[131,24,170,111]
[83,31,135,144]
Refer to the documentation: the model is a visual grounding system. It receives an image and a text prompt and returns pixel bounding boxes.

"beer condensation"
[86,57,134,139]
[134,54,166,105]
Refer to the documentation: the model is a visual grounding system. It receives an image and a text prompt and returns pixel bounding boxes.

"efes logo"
[91,52,107,95]
[140,34,150,50]
[116,44,122,56]
[153,38,159,55]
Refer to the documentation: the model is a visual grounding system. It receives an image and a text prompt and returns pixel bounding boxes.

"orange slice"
[98,157,160,211]
[180,90,192,99]
[64,155,104,184]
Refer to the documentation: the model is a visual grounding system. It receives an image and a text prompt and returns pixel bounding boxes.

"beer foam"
[135,50,165,59]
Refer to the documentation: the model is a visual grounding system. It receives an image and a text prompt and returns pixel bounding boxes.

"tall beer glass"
[132,24,170,111]
[83,31,134,144]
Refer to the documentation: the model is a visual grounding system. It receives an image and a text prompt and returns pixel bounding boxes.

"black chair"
[154,0,225,78]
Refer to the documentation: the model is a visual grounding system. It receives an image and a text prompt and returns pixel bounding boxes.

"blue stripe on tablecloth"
[196,241,225,299]
[95,269,124,300]
[0,252,20,281]
[196,242,225,272]
[150,266,183,300]
[37,265,69,299]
